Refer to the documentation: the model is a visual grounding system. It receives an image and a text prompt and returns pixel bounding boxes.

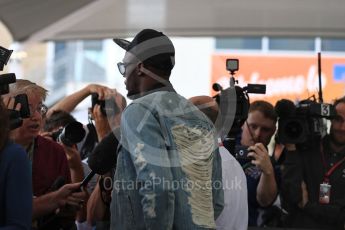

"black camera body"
[213,58,266,149]
[14,93,31,118]
[234,145,255,162]
[277,99,336,146]
[91,93,119,117]
[1,46,31,129]
[52,121,86,147]
[0,46,15,95]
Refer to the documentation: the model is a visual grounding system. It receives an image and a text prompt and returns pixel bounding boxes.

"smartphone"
[14,93,30,118]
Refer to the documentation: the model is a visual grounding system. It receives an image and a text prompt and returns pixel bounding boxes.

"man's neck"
[17,138,34,150]
[139,82,174,98]
[330,141,345,153]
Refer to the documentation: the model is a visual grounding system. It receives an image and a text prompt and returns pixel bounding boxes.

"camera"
[1,46,31,129]
[276,98,336,146]
[0,46,13,71]
[91,93,120,117]
[0,46,15,95]
[51,121,86,147]
[213,58,266,138]
[14,94,31,118]
[213,58,266,155]
[234,145,254,161]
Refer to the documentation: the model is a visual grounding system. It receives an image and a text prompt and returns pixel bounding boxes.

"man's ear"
[137,62,144,76]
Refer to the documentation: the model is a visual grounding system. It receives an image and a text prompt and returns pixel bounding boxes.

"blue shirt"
[239,159,281,226]
[0,142,32,230]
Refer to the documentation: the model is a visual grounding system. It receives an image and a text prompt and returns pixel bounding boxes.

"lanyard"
[320,143,345,182]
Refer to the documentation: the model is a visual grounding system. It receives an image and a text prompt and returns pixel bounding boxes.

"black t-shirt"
[281,135,345,229]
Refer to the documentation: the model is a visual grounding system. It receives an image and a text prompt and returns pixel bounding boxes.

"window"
[269,38,314,51]
[322,38,345,52]
[84,40,103,51]
[216,37,262,50]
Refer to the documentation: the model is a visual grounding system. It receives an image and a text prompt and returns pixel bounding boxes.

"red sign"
[211,54,345,104]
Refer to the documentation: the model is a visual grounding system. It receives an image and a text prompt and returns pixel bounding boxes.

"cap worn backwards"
[113,29,175,73]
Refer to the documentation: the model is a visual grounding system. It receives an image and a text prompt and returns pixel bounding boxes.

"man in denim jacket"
[110,29,224,230]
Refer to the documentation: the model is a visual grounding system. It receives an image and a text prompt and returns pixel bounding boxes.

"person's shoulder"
[1,141,28,163]
[36,135,65,153]
[37,135,58,145]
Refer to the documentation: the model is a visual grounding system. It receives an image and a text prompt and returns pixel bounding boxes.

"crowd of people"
[1,28,345,230]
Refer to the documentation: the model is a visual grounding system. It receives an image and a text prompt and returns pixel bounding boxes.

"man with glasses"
[6,79,86,227]
[281,96,345,229]
[238,100,279,226]
[110,29,223,230]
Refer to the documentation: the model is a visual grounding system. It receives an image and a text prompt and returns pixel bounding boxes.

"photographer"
[47,83,123,159]
[0,97,32,229]
[42,110,86,185]
[239,100,279,226]
[281,96,345,229]
[5,79,87,229]
[86,94,126,229]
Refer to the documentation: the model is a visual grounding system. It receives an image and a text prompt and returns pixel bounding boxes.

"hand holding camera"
[247,143,274,175]
[86,84,115,101]
[90,92,122,140]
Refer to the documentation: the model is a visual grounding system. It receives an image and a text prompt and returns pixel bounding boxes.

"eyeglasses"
[29,103,48,116]
[117,62,136,76]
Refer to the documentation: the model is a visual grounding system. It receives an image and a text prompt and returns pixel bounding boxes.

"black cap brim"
[113,38,131,51]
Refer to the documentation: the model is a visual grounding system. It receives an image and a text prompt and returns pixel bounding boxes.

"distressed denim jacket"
[110,89,224,230]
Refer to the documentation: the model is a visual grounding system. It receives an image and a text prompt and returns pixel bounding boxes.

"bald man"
[189,95,248,230]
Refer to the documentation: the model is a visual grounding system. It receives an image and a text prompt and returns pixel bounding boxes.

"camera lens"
[51,128,63,142]
[59,121,86,146]
[284,120,303,140]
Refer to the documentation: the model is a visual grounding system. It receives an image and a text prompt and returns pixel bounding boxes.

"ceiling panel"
[1,0,344,42]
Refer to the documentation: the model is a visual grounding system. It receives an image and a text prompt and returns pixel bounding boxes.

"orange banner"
[211,54,345,105]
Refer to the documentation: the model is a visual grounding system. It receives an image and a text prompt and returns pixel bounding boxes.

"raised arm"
[248,143,278,207]
[47,84,115,117]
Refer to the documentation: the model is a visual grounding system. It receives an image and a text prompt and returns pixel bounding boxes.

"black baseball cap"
[113,29,175,73]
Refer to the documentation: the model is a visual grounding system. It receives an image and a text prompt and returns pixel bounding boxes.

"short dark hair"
[43,110,76,132]
[249,100,277,122]
[333,96,345,107]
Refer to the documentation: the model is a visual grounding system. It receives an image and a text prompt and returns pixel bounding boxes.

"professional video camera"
[0,46,31,129]
[213,58,266,155]
[276,98,336,146]
[51,121,86,147]
[275,53,336,149]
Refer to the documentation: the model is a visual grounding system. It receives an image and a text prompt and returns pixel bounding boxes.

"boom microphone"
[80,128,120,187]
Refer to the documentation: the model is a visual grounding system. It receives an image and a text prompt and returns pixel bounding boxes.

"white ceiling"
[1,0,345,43]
